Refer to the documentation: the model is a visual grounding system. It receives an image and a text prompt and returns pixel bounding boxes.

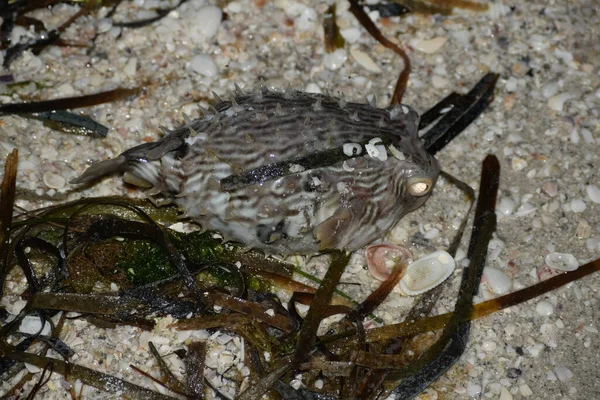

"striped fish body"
[73,90,440,255]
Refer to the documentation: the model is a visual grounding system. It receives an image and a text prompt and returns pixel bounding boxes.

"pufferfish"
[72,89,440,255]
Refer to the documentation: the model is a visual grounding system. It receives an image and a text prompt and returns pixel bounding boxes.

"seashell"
[365,243,413,281]
[481,266,512,295]
[399,250,455,296]
[411,37,447,54]
[43,171,66,189]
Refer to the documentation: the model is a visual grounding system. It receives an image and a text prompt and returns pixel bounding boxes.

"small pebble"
[519,384,533,397]
[323,49,347,70]
[189,54,217,77]
[570,199,586,212]
[305,83,321,94]
[295,8,317,31]
[411,36,447,54]
[497,197,515,216]
[123,57,137,77]
[25,363,41,374]
[505,77,518,92]
[507,367,522,378]
[528,343,545,357]
[482,340,497,352]
[466,382,482,397]
[529,34,549,51]
[580,128,595,144]
[587,237,600,251]
[548,92,574,111]
[19,315,52,335]
[95,18,113,34]
[424,227,439,240]
[541,181,558,197]
[431,75,448,88]
[554,365,573,382]
[482,267,512,295]
[340,27,361,43]
[545,252,579,271]
[575,218,591,239]
[541,81,559,98]
[570,129,580,144]
[535,300,554,316]
[193,6,223,38]
[225,1,242,13]
[586,184,600,203]
[499,386,513,400]
[504,323,517,336]
[511,156,527,171]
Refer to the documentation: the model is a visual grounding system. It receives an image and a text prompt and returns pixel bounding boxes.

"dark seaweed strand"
[220,136,392,191]
[292,251,351,366]
[348,0,410,104]
[389,155,499,399]
[0,149,18,302]
[0,87,138,115]
[3,0,98,68]
[356,171,474,398]
[22,111,109,138]
[421,73,499,155]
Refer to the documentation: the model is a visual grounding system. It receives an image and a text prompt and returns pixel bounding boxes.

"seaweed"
[0,87,139,115]
[20,110,109,138]
[348,0,411,104]
[323,4,345,53]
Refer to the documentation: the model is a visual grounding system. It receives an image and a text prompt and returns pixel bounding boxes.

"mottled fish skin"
[73,90,440,255]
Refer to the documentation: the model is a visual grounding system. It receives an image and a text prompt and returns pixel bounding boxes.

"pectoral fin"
[313,208,351,251]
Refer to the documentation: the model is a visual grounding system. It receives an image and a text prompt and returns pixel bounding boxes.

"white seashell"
[365,243,412,281]
[545,252,579,271]
[189,54,217,77]
[19,315,52,335]
[323,49,347,70]
[350,48,382,73]
[193,6,223,39]
[570,199,586,213]
[482,267,512,295]
[586,184,600,204]
[43,171,66,189]
[411,37,447,54]
[497,197,515,216]
[399,250,455,296]
[340,27,361,43]
[547,92,574,111]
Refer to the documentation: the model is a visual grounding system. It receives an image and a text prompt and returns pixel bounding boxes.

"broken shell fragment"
[399,250,456,296]
[365,244,413,281]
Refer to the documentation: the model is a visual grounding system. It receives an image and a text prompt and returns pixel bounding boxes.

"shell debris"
[365,243,413,281]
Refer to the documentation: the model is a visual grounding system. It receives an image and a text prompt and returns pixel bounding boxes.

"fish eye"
[408,179,432,196]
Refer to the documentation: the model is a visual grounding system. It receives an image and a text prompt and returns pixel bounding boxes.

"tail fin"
[70,155,128,184]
